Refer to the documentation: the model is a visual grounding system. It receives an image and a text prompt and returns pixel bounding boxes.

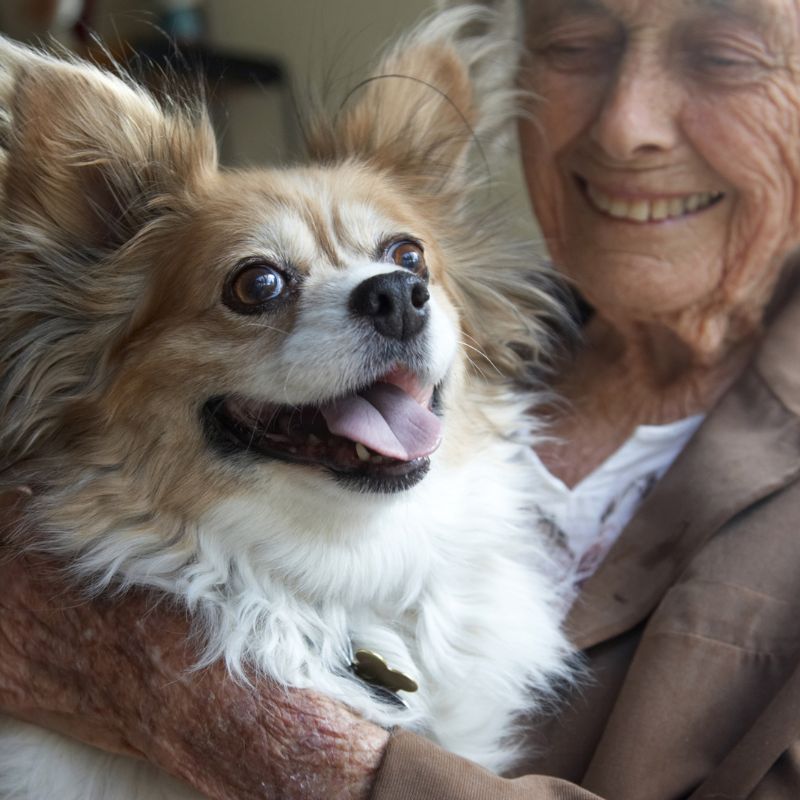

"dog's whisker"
[281,361,304,405]
[459,331,484,348]
[459,338,502,376]
[245,408,262,454]
[462,352,489,380]
[459,330,498,361]
[210,397,227,414]
[239,320,291,336]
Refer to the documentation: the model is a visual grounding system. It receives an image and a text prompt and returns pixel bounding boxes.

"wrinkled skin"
[520,0,800,485]
[0,489,388,800]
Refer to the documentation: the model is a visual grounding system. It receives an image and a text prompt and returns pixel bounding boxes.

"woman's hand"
[0,487,389,800]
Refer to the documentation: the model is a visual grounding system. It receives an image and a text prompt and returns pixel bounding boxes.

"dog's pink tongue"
[320,383,441,461]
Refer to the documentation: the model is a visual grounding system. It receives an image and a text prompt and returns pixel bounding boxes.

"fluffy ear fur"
[0,38,216,252]
[0,38,217,466]
[306,4,521,194]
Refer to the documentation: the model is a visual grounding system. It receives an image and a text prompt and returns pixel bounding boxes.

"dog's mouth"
[203,366,443,492]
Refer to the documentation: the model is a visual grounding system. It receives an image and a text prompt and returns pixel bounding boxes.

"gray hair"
[435,0,524,41]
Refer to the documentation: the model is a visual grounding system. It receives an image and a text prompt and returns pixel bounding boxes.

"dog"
[0,7,571,798]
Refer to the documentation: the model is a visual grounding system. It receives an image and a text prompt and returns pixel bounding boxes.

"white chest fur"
[0,403,569,798]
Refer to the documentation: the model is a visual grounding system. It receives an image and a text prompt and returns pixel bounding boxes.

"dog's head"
[0,9,557,533]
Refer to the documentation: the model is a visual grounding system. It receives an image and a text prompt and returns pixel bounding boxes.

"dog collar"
[350,648,418,709]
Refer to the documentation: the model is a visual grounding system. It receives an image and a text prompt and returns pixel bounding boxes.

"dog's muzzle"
[202,271,445,493]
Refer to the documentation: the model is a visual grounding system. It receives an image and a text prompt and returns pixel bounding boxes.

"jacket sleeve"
[369,731,603,800]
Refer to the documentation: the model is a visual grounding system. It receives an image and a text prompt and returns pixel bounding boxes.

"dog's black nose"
[349,271,430,341]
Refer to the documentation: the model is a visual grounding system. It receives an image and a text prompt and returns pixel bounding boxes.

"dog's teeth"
[355,443,371,462]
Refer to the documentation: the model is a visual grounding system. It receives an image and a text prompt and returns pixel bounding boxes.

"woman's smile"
[576,177,726,224]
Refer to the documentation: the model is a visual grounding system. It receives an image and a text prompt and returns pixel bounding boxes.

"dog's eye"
[225,262,286,313]
[385,241,427,276]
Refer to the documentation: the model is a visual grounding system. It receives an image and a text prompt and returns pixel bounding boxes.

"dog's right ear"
[306,4,520,197]
[0,37,217,254]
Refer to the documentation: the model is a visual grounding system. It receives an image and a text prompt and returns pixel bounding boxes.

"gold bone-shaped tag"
[352,649,419,694]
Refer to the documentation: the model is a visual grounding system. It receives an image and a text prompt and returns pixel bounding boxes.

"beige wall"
[205,0,436,164]
[207,0,435,91]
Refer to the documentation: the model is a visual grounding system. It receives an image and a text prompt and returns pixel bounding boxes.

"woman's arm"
[0,487,600,800]
[0,487,388,800]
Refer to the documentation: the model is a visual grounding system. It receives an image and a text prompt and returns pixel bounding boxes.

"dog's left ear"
[0,37,217,254]
[307,4,519,195]
[0,40,219,463]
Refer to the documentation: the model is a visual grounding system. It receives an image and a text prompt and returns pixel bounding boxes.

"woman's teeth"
[585,185,724,222]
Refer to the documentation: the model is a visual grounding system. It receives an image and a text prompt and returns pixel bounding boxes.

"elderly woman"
[3,0,800,797]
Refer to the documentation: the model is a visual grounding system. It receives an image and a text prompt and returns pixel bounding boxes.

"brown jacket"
[369,288,800,800]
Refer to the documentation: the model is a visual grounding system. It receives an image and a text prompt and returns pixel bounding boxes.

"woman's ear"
[0,37,217,254]
[307,4,521,194]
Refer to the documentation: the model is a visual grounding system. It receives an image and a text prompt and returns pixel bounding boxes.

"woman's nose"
[590,53,681,162]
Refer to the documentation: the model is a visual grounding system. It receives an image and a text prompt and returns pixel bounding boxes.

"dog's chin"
[202,370,443,494]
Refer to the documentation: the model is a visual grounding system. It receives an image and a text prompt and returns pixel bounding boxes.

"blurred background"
[0,0,534,229]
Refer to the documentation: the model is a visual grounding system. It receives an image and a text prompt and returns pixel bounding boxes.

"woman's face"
[519,0,800,326]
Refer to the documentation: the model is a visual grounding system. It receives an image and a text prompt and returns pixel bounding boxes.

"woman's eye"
[385,240,427,276]
[224,262,287,314]
[681,37,771,82]
[691,50,757,70]
[536,38,622,72]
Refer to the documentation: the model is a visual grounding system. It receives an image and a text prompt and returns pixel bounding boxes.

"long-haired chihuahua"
[0,7,571,798]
